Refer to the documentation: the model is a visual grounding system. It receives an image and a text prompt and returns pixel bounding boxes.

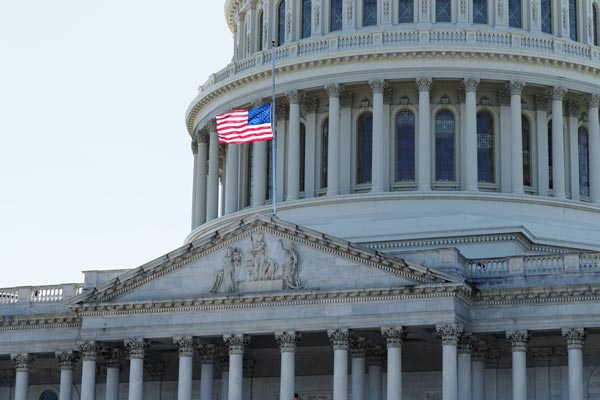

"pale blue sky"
[0,1,232,287]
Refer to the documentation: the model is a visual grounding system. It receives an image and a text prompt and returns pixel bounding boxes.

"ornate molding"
[79,341,100,362]
[197,343,218,363]
[507,81,526,96]
[340,91,354,108]
[102,348,123,368]
[349,336,367,358]
[275,331,301,353]
[223,334,249,355]
[325,84,342,98]
[286,90,302,105]
[497,90,510,106]
[381,326,406,349]
[0,314,81,332]
[506,330,529,352]
[11,353,34,372]
[328,328,350,351]
[586,94,600,109]
[463,78,480,93]
[475,283,600,306]
[55,351,78,370]
[369,80,387,95]
[534,94,551,111]
[125,338,148,359]
[303,97,319,113]
[415,78,433,92]
[436,323,463,345]
[566,101,580,117]
[174,336,195,357]
[562,328,586,350]
[552,86,568,101]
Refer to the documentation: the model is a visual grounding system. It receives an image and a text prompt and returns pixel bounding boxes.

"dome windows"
[509,0,522,28]
[541,0,552,34]
[398,0,414,23]
[330,0,343,32]
[579,127,590,197]
[302,0,312,39]
[395,110,416,182]
[277,0,286,45]
[435,110,456,182]
[522,115,532,187]
[356,112,374,185]
[320,119,329,190]
[477,111,495,183]
[473,0,488,24]
[436,0,452,23]
[569,0,578,41]
[363,0,378,27]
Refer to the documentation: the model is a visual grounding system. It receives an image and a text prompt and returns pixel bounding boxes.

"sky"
[0,1,232,287]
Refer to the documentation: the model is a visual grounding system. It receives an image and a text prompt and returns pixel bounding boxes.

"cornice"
[0,313,81,332]
[474,284,600,306]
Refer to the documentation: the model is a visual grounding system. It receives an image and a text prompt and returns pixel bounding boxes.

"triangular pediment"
[70,215,461,305]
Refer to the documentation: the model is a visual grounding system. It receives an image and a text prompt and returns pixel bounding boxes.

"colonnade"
[7,326,589,400]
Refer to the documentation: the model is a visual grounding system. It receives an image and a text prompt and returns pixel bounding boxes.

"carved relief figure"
[247,233,278,280]
[280,240,302,290]
[210,247,242,293]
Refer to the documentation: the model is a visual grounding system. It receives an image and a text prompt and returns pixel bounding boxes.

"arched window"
[579,127,590,197]
[477,111,494,183]
[277,0,286,45]
[258,11,264,51]
[363,0,377,26]
[548,120,553,189]
[436,0,451,22]
[541,0,552,33]
[357,112,373,184]
[302,0,312,38]
[473,0,488,24]
[321,119,329,189]
[522,116,532,186]
[399,0,414,23]
[569,0,578,41]
[40,391,58,400]
[509,0,522,28]
[331,0,343,31]
[395,110,416,182]
[435,110,456,182]
[300,123,306,192]
[594,4,599,46]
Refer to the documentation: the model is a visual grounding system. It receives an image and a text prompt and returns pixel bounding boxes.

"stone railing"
[0,284,83,306]
[469,253,600,277]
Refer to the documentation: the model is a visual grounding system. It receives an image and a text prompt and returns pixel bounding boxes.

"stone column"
[551,87,568,199]
[370,80,386,193]
[125,338,148,400]
[287,90,302,201]
[437,324,462,400]
[191,137,199,229]
[102,348,123,400]
[276,331,301,400]
[252,115,268,207]
[198,343,218,400]
[457,333,472,400]
[531,347,552,400]
[381,327,404,400]
[56,352,77,400]
[219,352,230,400]
[80,341,99,400]
[562,328,586,400]
[567,101,580,200]
[325,84,342,196]
[196,132,209,224]
[350,336,367,400]
[303,97,319,198]
[470,339,486,400]
[12,353,33,400]
[276,103,288,202]
[367,345,384,400]
[509,81,526,194]
[498,90,512,193]
[174,337,194,400]
[587,94,600,203]
[464,79,480,192]
[506,331,529,400]
[416,78,432,191]
[535,95,550,197]
[224,143,240,214]
[328,328,350,400]
[207,121,220,220]
[339,91,354,194]
[223,334,249,400]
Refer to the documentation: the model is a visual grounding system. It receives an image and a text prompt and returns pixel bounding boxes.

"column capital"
[531,347,553,366]
[586,94,600,109]
[327,328,350,350]
[381,326,406,349]
[457,332,473,354]
[275,331,301,353]
[195,130,209,144]
[369,80,387,95]
[436,323,463,346]
[223,334,249,355]
[506,330,530,352]
[463,78,480,93]
[191,139,198,155]
[366,344,385,366]
[562,328,586,350]
[173,336,195,357]
[102,348,124,368]
[534,94,551,111]
[79,341,100,361]
[125,338,148,359]
[415,77,433,92]
[55,351,78,370]
[325,83,342,98]
[349,336,367,358]
[197,343,219,363]
[286,90,303,105]
[303,97,319,113]
[340,91,354,108]
[507,81,526,96]
[11,353,34,372]
[552,86,568,101]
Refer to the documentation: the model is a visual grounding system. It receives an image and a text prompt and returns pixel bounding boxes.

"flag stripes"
[216,104,273,144]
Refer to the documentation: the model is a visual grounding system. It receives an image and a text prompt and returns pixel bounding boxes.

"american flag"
[216,104,273,144]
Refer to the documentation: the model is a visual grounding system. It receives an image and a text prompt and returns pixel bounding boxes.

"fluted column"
[470,339,486,400]
[303,97,319,198]
[224,142,240,214]
[173,337,194,400]
[223,334,249,400]
[416,78,432,191]
[464,79,480,192]
[350,337,367,400]
[125,338,148,400]
[339,91,354,194]
[506,331,529,400]
[328,328,350,400]
[56,352,77,400]
[287,90,302,201]
[325,84,341,196]
[191,137,199,229]
[587,94,600,203]
[207,121,220,220]
[535,95,550,197]
[80,341,99,400]
[198,343,218,400]
[437,324,462,400]
[551,87,568,199]
[102,348,123,400]
[562,328,586,400]
[276,331,301,400]
[498,90,512,192]
[457,333,472,400]
[196,132,208,224]
[12,353,33,400]
[367,345,384,400]
[370,80,386,192]
[381,327,405,400]
[567,101,580,200]
[509,81,526,194]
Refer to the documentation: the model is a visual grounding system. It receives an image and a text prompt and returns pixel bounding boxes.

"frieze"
[0,314,81,332]
[474,283,600,306]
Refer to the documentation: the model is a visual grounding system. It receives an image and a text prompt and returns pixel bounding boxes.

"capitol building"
[3,0,600,399]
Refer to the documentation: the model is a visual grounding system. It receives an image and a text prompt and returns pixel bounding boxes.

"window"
[278,0,286,45]
[363,0,377,26]
[473,0,488,24]
[522,116,532,186]
[267,142,272,199]
[435,110,456,182]
[357,113,373,184]
[245,144,252,207]
[477,111,495,183]
[594,5,599,46]
[331,0,343,31]
[579,127,590,197]
[395,110,416,182]
[39,391,58,400]
[302,0,312,38]
[548,120,553,189]
[541,0,552,34]
[321,119,329,189]
[300,123,306,192]
[509,0,522,28]
[436,0,451,22]
[258,11,264,51]
[399,0,414,23]
[569,0,578,41]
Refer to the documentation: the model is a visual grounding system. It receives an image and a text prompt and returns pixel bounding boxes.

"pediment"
[70,214,460,305]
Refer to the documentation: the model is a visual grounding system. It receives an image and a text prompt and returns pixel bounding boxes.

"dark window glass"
[258,12,264,51]
[477,111,495,183]
[548,120,553,189]
[399,0,414,23]
[395,110,416,182]
[278,0,286,45]
[357,113,373,184]
[594,5,599,46]
[363,0,377,26]
[331,0,343,31]
[579,127,590,197]
[246,144,252,207]
[435,110,456,181]
[300,123,306,192]
[541,0,552,33]
[522,116,532,186]
[569,0,578,41]
[509,0,522,28]
[321,119,329,189]
[473,0,488,24]
[302,0,312,38]
[267,142,272,199]
[436,0,451,22]
[40,391,58,400]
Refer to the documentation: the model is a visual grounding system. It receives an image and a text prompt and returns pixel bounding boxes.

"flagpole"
[271,40,277,217]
